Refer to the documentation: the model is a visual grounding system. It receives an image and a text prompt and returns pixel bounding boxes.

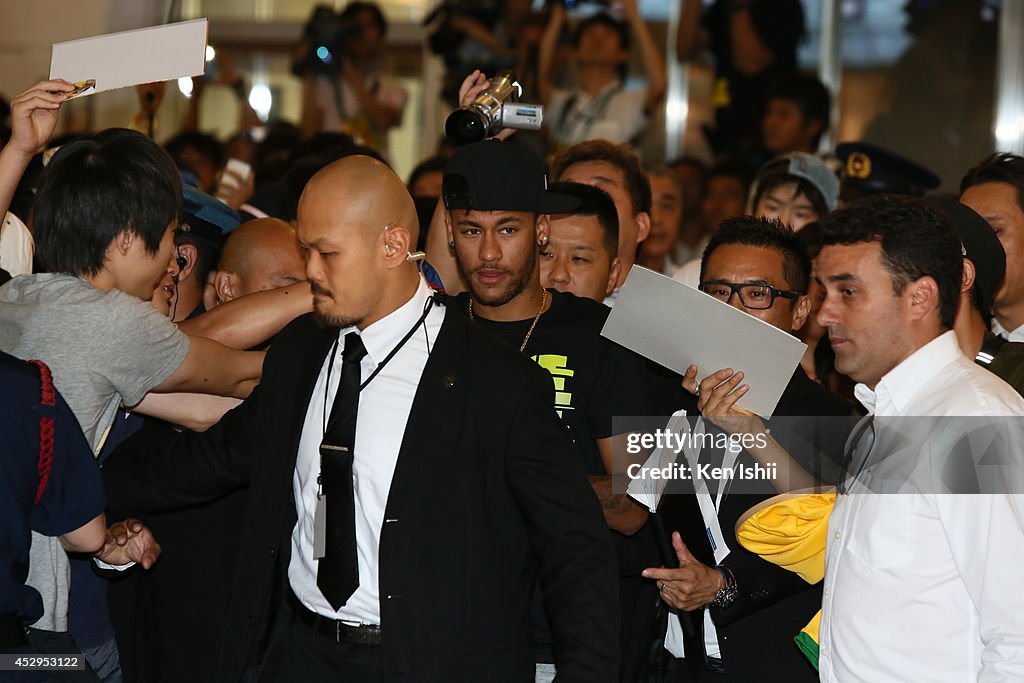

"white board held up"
[49,19,209,97]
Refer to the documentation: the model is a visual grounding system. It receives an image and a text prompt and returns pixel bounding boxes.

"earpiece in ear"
[385,245,396,256]
[177,256,188,269]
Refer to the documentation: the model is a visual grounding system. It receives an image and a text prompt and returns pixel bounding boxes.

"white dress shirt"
[991,317,1024,342]
[820,331,1024,682]
[288,276,443,624]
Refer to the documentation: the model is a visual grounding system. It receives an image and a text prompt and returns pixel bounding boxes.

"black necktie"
[317,332,367,610]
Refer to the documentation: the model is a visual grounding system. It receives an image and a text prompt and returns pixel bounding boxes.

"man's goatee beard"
[313,309,361,329]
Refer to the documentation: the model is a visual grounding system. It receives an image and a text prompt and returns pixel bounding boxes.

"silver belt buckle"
[336,620,342,643]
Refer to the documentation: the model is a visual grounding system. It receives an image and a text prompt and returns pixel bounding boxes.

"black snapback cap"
[927,195,1006,312]
[443,139,580,215]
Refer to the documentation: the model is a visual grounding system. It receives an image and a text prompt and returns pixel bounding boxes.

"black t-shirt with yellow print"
[453,288,650,476]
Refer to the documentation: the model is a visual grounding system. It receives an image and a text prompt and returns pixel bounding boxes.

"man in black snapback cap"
[443,139,661,682]
[932,195,1024,395]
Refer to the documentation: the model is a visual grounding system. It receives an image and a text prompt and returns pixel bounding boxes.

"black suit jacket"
[104,307,619,683]
[658,368,855,682]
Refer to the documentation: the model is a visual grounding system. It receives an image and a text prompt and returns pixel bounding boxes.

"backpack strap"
[27,359,56,505]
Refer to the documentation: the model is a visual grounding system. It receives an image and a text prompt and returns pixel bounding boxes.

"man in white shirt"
[814,195,1024,682]
[960,152,1024,342]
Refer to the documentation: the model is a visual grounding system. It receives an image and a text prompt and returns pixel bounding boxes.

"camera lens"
[445,110,487,146]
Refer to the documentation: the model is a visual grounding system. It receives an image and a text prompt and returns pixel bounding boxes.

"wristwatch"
[710,566,738,607]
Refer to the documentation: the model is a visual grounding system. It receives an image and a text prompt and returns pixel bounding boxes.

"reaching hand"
[6,80,75,159]
[682,364,763,435]
[96,518,162,569]
[215,167,255,210]
[458,69,490,108]
[642,532,724,611]
[136,81,167,116]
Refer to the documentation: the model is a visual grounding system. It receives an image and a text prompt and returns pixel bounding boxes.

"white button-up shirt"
[991,317,1024,343]
[288,277,443,624]
[820,331,1024,682]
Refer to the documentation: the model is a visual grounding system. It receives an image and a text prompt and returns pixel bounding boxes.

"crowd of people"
[3,1,1024,683]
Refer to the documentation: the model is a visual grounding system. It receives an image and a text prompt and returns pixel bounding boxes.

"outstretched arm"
[299,74,322,136]
[177,281,312,349]
[621,0,667,109]
[729,3,777,75]
[536,3,567,106]
[0,79,74,219]
[149,336,264,399]
[676,0,707,63]
[131,392,241,431]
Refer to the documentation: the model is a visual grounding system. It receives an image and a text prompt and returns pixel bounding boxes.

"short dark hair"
[960,152,1024,214]
[765,74,831,147]
[549,181,619,257]
[820,195,963,329]
[701,216,812,294]
[795,221,823,259]
[407,156,448,195]
[34,128,181,276]
[551,140,651,216]
[752,160,830,221]
[340,1,387,35]
[164,131,225,174]
[573,12,630,51]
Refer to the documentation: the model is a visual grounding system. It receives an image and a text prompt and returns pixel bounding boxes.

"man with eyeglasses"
[646,216,852,682]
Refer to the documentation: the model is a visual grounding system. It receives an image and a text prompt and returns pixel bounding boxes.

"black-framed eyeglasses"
[698,281,805,310]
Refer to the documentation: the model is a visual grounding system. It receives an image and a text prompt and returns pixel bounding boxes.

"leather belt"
[0,614,28,650]
[292,597,382,647]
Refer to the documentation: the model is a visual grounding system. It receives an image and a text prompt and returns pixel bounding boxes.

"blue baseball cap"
[179,184,242,250]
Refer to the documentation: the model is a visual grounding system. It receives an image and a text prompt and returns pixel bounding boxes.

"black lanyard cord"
[322,292,443,434]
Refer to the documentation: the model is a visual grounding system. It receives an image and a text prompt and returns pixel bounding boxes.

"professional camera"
[445,71,543,146]
[291,4,363,77]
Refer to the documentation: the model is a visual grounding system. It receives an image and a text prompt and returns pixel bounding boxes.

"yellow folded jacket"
[735,490,837,670]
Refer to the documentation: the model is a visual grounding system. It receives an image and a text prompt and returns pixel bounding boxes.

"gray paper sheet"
[601,267,807,418]
[49,19,208,96]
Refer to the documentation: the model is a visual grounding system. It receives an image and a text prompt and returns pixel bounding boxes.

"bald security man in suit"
[103,155,619,683]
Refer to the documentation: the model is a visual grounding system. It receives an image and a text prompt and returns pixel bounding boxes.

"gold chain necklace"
[468,289,548,353]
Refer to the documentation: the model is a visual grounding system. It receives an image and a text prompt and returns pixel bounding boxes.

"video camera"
[291,4,363,77]
[445,71,543,146]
